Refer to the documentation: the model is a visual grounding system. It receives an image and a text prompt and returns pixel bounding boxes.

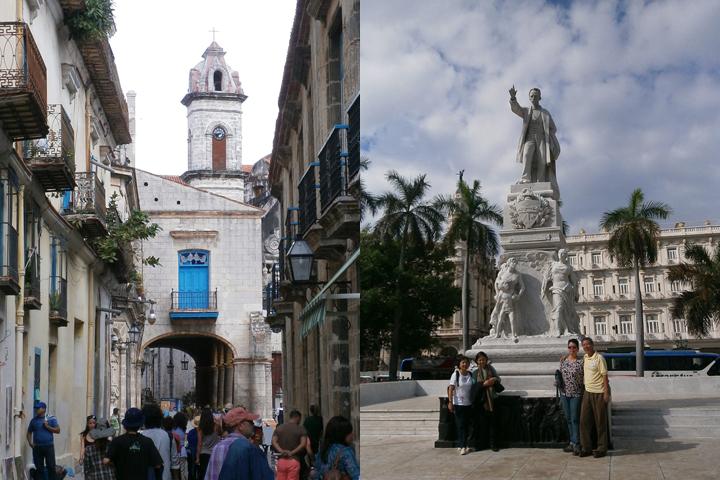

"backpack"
[323,450,350,480]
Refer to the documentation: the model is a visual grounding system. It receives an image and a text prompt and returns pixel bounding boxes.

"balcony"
[62,172,107,238]
[0,223,20,294]
[23,252,41,310]
[0,22,48,140]
[23,104,76,191]
[49,277,68,327]
[298,163,318,236]
[347,96,360,181]
[318,125,360,240]
[169,289,218,320]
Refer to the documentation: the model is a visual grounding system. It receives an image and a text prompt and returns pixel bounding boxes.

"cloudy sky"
[361,0,720,234]
[109,0,295,174]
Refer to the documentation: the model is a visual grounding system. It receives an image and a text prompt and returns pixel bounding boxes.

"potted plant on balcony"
[49,291,65,326]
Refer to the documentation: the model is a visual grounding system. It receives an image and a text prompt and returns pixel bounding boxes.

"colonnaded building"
[568,222,720,350]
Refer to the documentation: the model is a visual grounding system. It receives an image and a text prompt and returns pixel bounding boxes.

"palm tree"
[599,188,671,377]
[668,244,720,337]
[436,176,503,351]
[373,170,444,380]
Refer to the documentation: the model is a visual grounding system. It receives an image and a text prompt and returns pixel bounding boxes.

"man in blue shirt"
[217,408,274,480]
[26,401,60,480]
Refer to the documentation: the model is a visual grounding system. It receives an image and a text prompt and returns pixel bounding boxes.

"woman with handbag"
[558,338,584,455]
[312,416,359,480]
[447,356,474,455]
[471,352,502,452]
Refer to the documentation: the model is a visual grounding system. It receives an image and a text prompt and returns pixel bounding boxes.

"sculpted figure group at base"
[542,249,581,336]
[489,258,525,339]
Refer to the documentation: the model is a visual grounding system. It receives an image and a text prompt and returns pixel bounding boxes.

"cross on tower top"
[209,27,219,42]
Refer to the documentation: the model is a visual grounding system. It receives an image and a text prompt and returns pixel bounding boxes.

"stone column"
[118,347,126,412]
[217,350,226,409]
[232,358,252,407]
[211,345,219,408]
[329,308,352,421]
[223,350,233,406]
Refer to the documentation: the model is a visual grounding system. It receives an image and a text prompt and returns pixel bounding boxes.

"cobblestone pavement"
[360,434,720,479]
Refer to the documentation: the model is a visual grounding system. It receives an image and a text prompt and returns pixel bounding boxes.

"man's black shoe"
[593,451,606,458]
[579,450,592,457]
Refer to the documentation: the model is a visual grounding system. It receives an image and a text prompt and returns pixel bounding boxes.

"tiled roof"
[161,175,188,186]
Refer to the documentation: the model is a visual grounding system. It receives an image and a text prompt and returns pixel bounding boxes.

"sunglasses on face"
[568,346,578,350]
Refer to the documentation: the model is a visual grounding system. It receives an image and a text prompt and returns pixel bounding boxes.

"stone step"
[613,408,720,416]
[614,414,720,426]
[612,424,720,439]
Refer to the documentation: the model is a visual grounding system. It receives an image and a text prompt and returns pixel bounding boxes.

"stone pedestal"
[496,182,565,336]
[467,335,582,376]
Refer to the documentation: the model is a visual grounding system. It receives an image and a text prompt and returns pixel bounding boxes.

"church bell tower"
[180,40,248,201]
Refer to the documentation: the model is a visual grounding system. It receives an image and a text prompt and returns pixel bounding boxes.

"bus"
[603,350,720,377]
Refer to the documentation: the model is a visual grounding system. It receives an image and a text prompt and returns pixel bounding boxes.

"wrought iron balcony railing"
[49,277,68,326]
[24,251,41,309]
[0,22,48,139]
[171,289,218,311]
[0,223,19,294]
[347,96,360,181]
[264,264,281,314]
[23,104,76,191]
[63,172,107,237]
[319,125,347,212]
[298,163,318,235]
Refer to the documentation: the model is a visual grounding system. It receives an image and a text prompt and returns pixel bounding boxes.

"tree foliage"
[360,231,461,361]
[599,188,671,268]
[65,0,115,41]
[668,244,720,337]
[93,193,161,271]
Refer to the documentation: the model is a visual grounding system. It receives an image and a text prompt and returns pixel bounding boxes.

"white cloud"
[362,0,720,233]
[110,0,296,174]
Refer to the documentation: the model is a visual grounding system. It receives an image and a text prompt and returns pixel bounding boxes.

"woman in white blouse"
[447,356,474,455]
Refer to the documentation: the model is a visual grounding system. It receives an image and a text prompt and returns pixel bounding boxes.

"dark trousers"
[471,406,499,450]
[580,392,608,453]
[198,453,211,480]
[32,444,56,480]
[187,456,196,480]
[453,405,472,448]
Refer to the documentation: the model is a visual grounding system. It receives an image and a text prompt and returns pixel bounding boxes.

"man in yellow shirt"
[579,337,609,458]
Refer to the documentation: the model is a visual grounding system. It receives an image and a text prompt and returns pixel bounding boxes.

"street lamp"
[128,324,141,345]
[286,239,314,283]
[181,355,189,371]
[148,302,157,324]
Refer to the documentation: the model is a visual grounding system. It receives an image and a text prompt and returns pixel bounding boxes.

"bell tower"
[180,40,248,201]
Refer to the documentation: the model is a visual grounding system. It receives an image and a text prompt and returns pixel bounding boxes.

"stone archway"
[142,333,236,408]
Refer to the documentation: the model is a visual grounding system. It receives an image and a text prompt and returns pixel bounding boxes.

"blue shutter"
[178,250,209,309]
[62,191,71,212]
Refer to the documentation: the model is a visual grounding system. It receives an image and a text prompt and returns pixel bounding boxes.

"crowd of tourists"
[448,336,610,458]
[26,401,359,480]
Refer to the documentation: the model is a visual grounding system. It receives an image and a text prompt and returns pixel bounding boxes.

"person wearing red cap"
[217,408,273,480]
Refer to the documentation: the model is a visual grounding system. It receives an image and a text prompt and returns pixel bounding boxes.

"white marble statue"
[489,258,525,339]
[509,86,561,187]
[541,249,581,336]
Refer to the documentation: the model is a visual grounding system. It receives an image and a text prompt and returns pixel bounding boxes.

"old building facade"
[0,0,145,472]
[567,223,720,348]
[268,0,360,431]
[135,41,277,417]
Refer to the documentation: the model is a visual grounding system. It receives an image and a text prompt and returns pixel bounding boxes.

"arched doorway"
[142,333,236,408]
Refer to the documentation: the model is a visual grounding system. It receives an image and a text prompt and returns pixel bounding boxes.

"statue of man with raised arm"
[509,86,561,186]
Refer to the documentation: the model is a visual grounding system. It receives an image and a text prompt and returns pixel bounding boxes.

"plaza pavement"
[360,433,720,479]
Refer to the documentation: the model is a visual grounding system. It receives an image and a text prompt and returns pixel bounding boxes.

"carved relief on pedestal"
[508,188,553,229]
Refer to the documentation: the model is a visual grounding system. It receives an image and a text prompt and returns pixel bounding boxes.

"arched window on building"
[211,126,226,170]
[214,71,223,91]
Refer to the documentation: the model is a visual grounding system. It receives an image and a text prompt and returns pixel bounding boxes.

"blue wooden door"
[178,250,209,309]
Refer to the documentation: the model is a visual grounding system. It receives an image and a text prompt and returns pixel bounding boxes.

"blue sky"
[361,0,720,234]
